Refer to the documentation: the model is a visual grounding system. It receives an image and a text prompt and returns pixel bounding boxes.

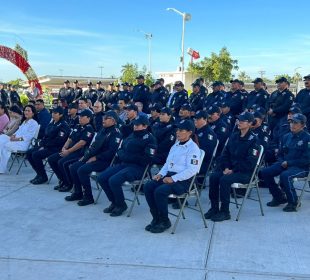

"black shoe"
[145,218,159,231]
[65,193,83,201]
[172,200,188,209]
[103,203,115,213]
[110,203,128,217]
[54,181,64,190]
[211,211,231,222]
[30,175,40,183]
[204,208,219,219]
[77,197,94,206]
[32,176,48,185]
[58,185,73,192]
[150,218,172,233]
[283,203,297,212]
[266,197,287,207]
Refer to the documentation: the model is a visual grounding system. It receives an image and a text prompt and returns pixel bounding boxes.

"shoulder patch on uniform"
[208,134,213,140]
[221,127,226,133]
[248,135,254,140]
[198,132,203,137]
[264,136,268,142]
[59,131,65,137]
[87,132,92,137]
[297,140,303,146]
[170,135,175,141]
[252,148,259,156]
[143,134,149,140]
[149,148,155,155]
[115,138,121,143]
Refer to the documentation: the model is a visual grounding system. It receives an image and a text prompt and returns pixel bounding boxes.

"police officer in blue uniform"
[132,75,150,113]
[189,82,205,112]
[72,80,83,101]
[65,111,122,206]
[226,79,246,116]
[244,78,269,111]
[204,81,225,109]
[58,80,74,104]
[0,83,9,105]
[207,105,229,156]
[92,101,105,132]
[95,81,105,102]
[194,110,218,174]
[174,103,193,125]
[149,80,169,109]
[27,107,70,184]
[251,111,269,150]
[48,109,94,192]
[83,82,98,105]
[260,113,310,212]
[66,103,79,129]
[35,99,52,139]
[151,107,176,165]
[144,119,201,233]
[219,101,235,133]
[205,112,259,222]
[295,74,310,128]
[98,115,157,217]
[169,81,189,116]
[267,77,294,132]
[118,82,132,103]
[120,104,138,138]
[149,103,161,127]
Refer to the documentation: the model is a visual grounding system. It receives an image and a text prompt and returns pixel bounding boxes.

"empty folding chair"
[168,149,207,234]
[230,145,264,221]
[292,169,310,207]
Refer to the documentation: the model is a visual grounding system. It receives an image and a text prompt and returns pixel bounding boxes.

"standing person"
[34,99,52,139]
[149,80,169,109]
[132,75,150,113]
[25,81,40,101]
[244,78,268,111]
[204,81,225,109]
[27,107,70,184]
[0,83,9,105]
[0,105,39,173]
[95,81,105,103]
[97,115,157,217]
[189,82,205,112]
[205,112,259,222]
[83,82,98,105]
[0,102,10,133]
[9,85,21,106]
[143,120,200,233]
[295,74,310,128]
[58,80,74,104]
[169,81,189,116]
[226,79,245,116]
[72,80,83,101]
[118,82,132,103]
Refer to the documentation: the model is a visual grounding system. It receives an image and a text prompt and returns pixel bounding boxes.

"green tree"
[292,72,302,84]
[120,63,139,84]
[274,74,293,83]
[238,71,252,82]
[14,44,28,61]
[7,78,24,87]
[188,47,238,82]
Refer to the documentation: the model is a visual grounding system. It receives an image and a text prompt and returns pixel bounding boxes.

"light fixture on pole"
[137,29,153,74]
[166,7,191,83]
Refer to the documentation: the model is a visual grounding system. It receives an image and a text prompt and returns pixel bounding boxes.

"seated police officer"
[120,104,138,138]
[260,113,310,212]
[251,111,269,150]
[205,112,259,222]
[143,120,201,233]
[48,109,94,192]
[174,103,193,125]
[151,107,176,165]
[66,102,79,129]
[65,111,122,206]
[27,106,70,185]
[97,115,157,217]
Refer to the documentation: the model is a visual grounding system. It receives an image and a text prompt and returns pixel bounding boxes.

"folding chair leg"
[9,154,18,171]
[255,184,264,216]
[94,188,102,205]
[297,180,309,207]
[194,188,207,229]
[171,194,189,234]
[232,188,239,208]
[47,172,54,184]
[127,183,142,217]
[16,157,26,175]
[177,197,186,219]
[236,188,251,221]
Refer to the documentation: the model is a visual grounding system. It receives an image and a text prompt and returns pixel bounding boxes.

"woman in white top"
[0,105,39,173]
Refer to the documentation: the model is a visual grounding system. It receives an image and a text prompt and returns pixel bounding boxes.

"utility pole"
[137,29,153,74]
[258,70,265,78]
[98,66,104,78]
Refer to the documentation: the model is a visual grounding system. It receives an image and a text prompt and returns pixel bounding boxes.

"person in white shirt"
[144,119,201,233]
[0,105,39,173]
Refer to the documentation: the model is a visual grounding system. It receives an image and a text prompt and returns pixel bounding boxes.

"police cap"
[104,110,119,122]
[291,113,307,124]
[174,81,184,87]
[254,106,267,115]
[154,80,161,85]
[207,105,221,115]
[303,74,310,81]
[79,109,93,118]
[219,101,230,108]
[289,106,302,114]
[160,107,172,115]
[230,79,242,84]
[252,77,264,83]
[150,103,161,113]
[252,111,263,120]
[125,104,138,112]
[109,82,114,86]
[177,119,195,132]
[64,80,70,84]
[96,81,102,85]
[133,115,149,126]
[211,81,221,87]
[180,103,192,111]
[121,82,129,86]
[191,82,200,87]
[157,78,164,83]
[73,80,79,84]
[87,82,93,86]
[52,106,64,115]
[275,77,288,84]
[194,110,208,119]
[238,111,254,123]
[68,103,78,110]
[136,75,145,80]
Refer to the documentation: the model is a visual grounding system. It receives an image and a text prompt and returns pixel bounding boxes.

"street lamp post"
[137,29,153,74]
[167,7,191,83]
[294,67,302,92]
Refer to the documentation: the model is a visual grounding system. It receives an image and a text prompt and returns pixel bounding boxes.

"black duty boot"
[77,196,94,206]
[54,181,64,190]
[58,184,73,192]
[150,216,171,233]
[145,210,159,231]
[65,192,83,201]
[204,208,219,219]
[30,175,40,183]
[110,203,128,217]
[283,203,297,212]
[267,197,287,207]
[32,176,48,185]
[211,211,231,222]
[103,203,116,213]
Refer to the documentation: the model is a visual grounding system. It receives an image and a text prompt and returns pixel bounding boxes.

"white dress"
[0,119,39,173]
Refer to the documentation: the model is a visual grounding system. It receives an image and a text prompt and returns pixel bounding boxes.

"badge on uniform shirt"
[248,135,254,140]
[252,149,259,156]
[59,131,65,137]
[170,135,175,141]
[289,96,293,100]
[149,148,155,155]
[143,134,149,140]
[115,138,121,143]
[208,134,213,140]
[221,127,226,133]
[87,132,92,137]
[297,140,303,146]
[191,159,198,165]
[211,125,215,130]
[264,136,268,142]
[198,132,203,137]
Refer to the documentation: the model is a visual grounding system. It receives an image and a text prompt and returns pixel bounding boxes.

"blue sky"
[0,0,309,82]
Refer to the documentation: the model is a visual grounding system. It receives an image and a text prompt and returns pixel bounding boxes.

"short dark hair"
[79,97,88,103]
[35,99,44,104]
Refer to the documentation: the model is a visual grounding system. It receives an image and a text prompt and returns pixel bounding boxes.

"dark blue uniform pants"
[26,147,58,177]
[209,171,251,211]
[97,164,145,207]
[259,162,307,204]
[47,152,81,186]
[69,160,109,199]
[144,177,190,218]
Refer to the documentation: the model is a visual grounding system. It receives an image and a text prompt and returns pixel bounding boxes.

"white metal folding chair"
[292,169,310,207]
[9,125,41,175]
[168,149,208,234]
[230,145,264,221]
